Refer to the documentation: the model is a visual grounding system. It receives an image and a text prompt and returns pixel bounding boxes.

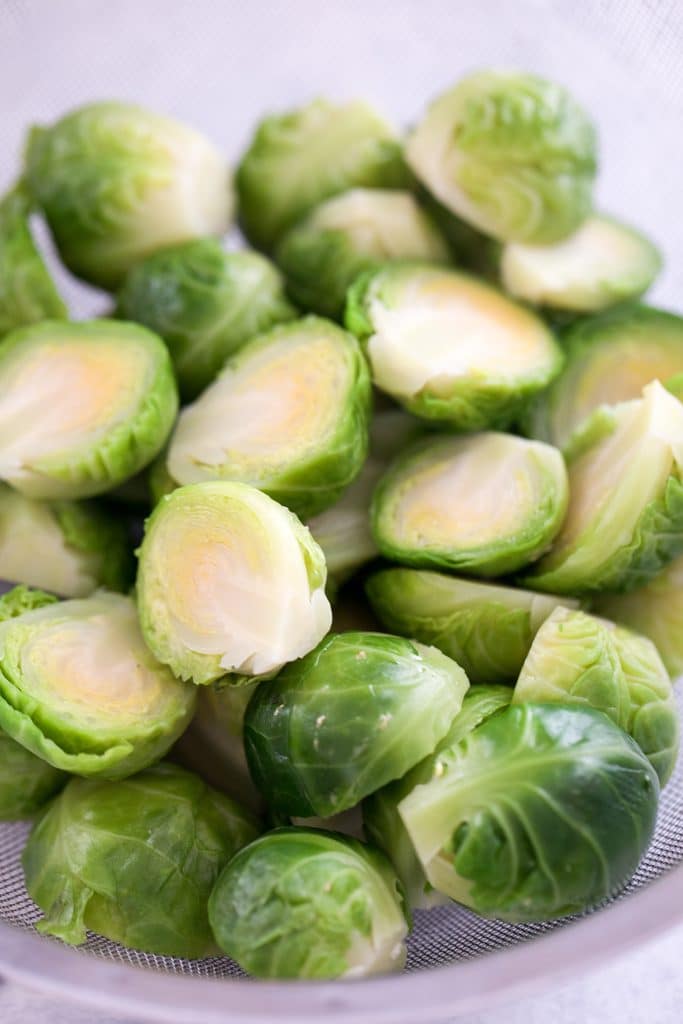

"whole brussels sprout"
[276,189,450,319]
[161,317,370,519]
[372,432,568,576]
[0,185,66,337]
[0,587,196,778]
[25,101,232,289]
[24,763,260,957]
[345,263,563,429]
[400,703,658,921]
[236,99,409,251]
[117,242,297,400]
[406,70,597,243]
[136,481,332,685]
[244,631,469,817]
[0,319,177,500]
[208,828,408,978]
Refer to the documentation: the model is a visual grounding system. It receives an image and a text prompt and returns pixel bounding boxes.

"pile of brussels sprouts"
[0,68,681,982]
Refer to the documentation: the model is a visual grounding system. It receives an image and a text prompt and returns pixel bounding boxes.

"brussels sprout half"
[117,241,298,400]
[137,481,332,685]
[244,631,469,817]
[208,828,408,979]
[276,189,450,319]
[25,101,232,289]
[24,763,260,957]
[500,215,661,313]
[525,381,683,594]
[162,317,370,520]
[372,432,567,577]
[523,306,683,449]
[399,703,658,921]
[0,319,177,500]
[366,568,577,684]
[345,264,563,429]
[236,99,409,251]
[0,587,196,778]
[406,70,597,244]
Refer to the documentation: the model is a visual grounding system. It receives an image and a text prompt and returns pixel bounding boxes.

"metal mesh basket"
[1,1,683,1020]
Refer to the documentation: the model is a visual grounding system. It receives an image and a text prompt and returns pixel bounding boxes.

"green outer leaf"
[23,763,260,957]
[0,585,58,621]
[0,728,66,820]
[244,631,469,817]
[52,501,133,592]
[208,827,408,979]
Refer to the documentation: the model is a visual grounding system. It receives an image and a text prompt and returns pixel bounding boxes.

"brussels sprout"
[500,215,661,313]
[0,484,132,596]
[0,730,66,820]
[137,481,332,685]
[244,631,469,817]
[525,381,683,594]
[236,99,409,251]
[23,763,259,957]
[276,189,450,319]
[25,101,232,289]
[345,264,563,429]
[366,568,577,684]
[0,185,66,336]
[0,588,196,778]
[161,317,370,519]
[523,306,683,449]
[372,432,567,576]
[364,685,510,909]
[208,827,408,978]
[117,242,297,400]
[406,71,597,244]
[399,702,658,921]
[0,319,177,500]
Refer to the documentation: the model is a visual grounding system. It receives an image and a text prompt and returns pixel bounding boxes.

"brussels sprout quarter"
[25,102,232,288]
[0,319,178,500]
[23,763,260,957]
[163,317,371,519]
[0,730,66,821]
[0,589,196,778]
[345,264,562,429]
[244,632,469,816]
[117,242,297,400]
[372,432,567,576]
[399,703,659,921]
[236,99,409,251]
[137,481,332,685]
[406,71,597,243]
[208,828,408,978]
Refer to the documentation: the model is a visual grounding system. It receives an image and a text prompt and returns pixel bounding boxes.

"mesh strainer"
[1,0,683,1020]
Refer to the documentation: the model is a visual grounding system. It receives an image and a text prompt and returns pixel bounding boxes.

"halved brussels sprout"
[406,70,597,243]
[523,306,683,448]
[24,763,260,957]
[372,432,568,576]
[0,185,66,336]
[244,631,469,817]
[236,99,409,251]
[525,381,683,594]
[0,319,178,500]
[400,703,658,921]
[0,729,66,820]
[366,568,577,684]
[364,685,510,909]
[500,215,661,313]
[514,607,678,783]
[25,101,232,289]
[117,242,297,400]
[345,264,563,428]
[137,481,332,685]
[0,587,196,778]
[0,484,132,596]
[276,189,450,319]
[208,827,408,978]
[161,317,370,519]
